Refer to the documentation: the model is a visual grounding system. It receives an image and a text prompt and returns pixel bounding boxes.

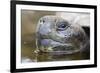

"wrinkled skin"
[36,16,89,55]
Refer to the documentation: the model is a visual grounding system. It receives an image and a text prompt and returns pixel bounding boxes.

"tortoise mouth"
[52,45,75,51]
[38,39,80,54]
[40,44,80,55]
[50,45,80,54]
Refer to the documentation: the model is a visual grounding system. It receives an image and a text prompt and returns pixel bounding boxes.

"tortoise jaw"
[39,39,80,54]
[51,45,80,54]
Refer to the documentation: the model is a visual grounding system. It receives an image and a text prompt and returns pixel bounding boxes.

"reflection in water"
[21,34,89,63]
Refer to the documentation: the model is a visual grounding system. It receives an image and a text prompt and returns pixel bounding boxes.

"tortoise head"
[36,15,88,54]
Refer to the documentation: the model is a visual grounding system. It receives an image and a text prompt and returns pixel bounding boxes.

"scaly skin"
[36,15,89,55]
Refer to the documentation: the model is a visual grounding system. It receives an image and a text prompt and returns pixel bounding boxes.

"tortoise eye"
[56,22,69,31]
[58,23,67,28]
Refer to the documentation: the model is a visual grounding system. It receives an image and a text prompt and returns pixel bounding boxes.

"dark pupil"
[58,24,66,28]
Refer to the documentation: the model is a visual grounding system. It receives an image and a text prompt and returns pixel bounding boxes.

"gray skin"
[36,16,89,55]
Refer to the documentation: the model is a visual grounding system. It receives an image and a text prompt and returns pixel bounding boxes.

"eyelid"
[56,22,70,31]
[57,21,69,26]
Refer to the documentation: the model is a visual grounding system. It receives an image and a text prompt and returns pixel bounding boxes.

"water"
[21,34,89,63]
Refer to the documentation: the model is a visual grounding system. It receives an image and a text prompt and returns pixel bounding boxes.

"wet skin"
[36,16,89,55]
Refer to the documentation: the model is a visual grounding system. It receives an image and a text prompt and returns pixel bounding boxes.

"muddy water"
[21,34,83,63]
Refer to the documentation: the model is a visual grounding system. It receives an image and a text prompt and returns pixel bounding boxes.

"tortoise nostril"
[40,19,45,23]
